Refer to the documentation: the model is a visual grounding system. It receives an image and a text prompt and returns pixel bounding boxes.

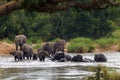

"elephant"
[71,54,83,62]
[22,44,33,60]
[51,51,65,61]
[32,53,38,60]
[53,39,66,55]
[10,50,23,61]
[94,54,107,62]
[37,49,50,61]
[42,42,54,56]
[14,34,27,51]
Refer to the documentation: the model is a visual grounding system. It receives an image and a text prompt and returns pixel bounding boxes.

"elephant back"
[14,34,27,46]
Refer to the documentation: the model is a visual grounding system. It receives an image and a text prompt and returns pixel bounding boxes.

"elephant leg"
[27,56,29,60]
[16,45,18,50]
[43,58,45,61]
[39,58,42,61]
[14,56,17,61]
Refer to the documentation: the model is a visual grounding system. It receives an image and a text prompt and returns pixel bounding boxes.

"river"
[0,52,120,80]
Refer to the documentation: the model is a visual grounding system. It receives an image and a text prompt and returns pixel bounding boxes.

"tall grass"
[0,38,13,43]
[96,38,118,48]
[27,37,43,51]
[68,37,95,53]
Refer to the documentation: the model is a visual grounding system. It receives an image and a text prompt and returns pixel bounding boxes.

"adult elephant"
[10,50,23,61]
[53,39,66,55]
[22,44,33,60]
[94,54,107,62]
[42,42,54,56]
[14,34,27,51]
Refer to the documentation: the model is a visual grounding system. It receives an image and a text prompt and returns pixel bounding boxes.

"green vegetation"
[82,65,120,80]
[0,6,120,41]
[68,37,95,53]
[0,1,120,53]
[67,37,120,53]
[96,38,118,48]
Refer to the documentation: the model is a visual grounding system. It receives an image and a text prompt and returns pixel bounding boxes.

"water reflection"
[0,66,93,80]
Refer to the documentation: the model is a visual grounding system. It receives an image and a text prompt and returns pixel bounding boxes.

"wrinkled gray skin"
[14,34,27,51]
[53,39,66,56]
[10,51,23,61]
[42,42,54,56]
[37,49,50,61]
[22,44,33,60]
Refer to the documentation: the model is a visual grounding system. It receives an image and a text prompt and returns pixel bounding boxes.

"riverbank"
[0,41,120,55]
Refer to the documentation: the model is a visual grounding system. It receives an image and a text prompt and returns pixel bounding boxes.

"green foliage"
[0,4,120,42]
[111,30,120,38]
[83,65,120,80]
[0,38,13,43]
[27,37,42,44]
[68,37,95,53]
[96,38,118,48]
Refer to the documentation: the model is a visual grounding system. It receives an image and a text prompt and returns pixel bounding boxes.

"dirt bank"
[0,42,119,55]
[0,42,15,55]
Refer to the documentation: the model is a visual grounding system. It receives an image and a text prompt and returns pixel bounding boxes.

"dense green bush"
[96,38,118,48]
[68,37,95,53]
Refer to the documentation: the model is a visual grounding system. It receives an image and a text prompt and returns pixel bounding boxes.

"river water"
[0,52,120,80]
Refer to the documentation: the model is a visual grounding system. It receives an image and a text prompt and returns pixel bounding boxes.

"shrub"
[82,65,120,80]
[96,38,118,48]
[27,37,42,44]
[68,37,95,53]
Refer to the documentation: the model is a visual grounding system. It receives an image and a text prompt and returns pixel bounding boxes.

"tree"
[0,0,120,16]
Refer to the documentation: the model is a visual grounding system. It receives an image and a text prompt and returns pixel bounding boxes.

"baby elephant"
[10,51,23,61]
[38,50,50,61]
[22,44,33,60]
[51,52,65,61]
[94,54,107,62]
[71,55,83,62]
[32,53,38,60]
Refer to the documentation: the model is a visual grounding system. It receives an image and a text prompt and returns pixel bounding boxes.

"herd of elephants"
[10,34,107,62]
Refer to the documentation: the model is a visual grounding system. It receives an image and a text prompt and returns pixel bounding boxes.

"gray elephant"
[51,51,65,61]
[71,54,83,62]
[37,49,50,61]
[42,42,54,56]
[22,44,33,60]
[53,39,66,55]
[10,50,23,61]
[14,34,27,51]
[94,54,107,62]
[32,53,38,60]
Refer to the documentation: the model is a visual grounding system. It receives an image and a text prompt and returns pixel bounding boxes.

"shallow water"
[0,52,120,80]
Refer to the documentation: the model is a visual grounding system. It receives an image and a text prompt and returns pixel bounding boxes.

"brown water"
[0,52,120,80]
